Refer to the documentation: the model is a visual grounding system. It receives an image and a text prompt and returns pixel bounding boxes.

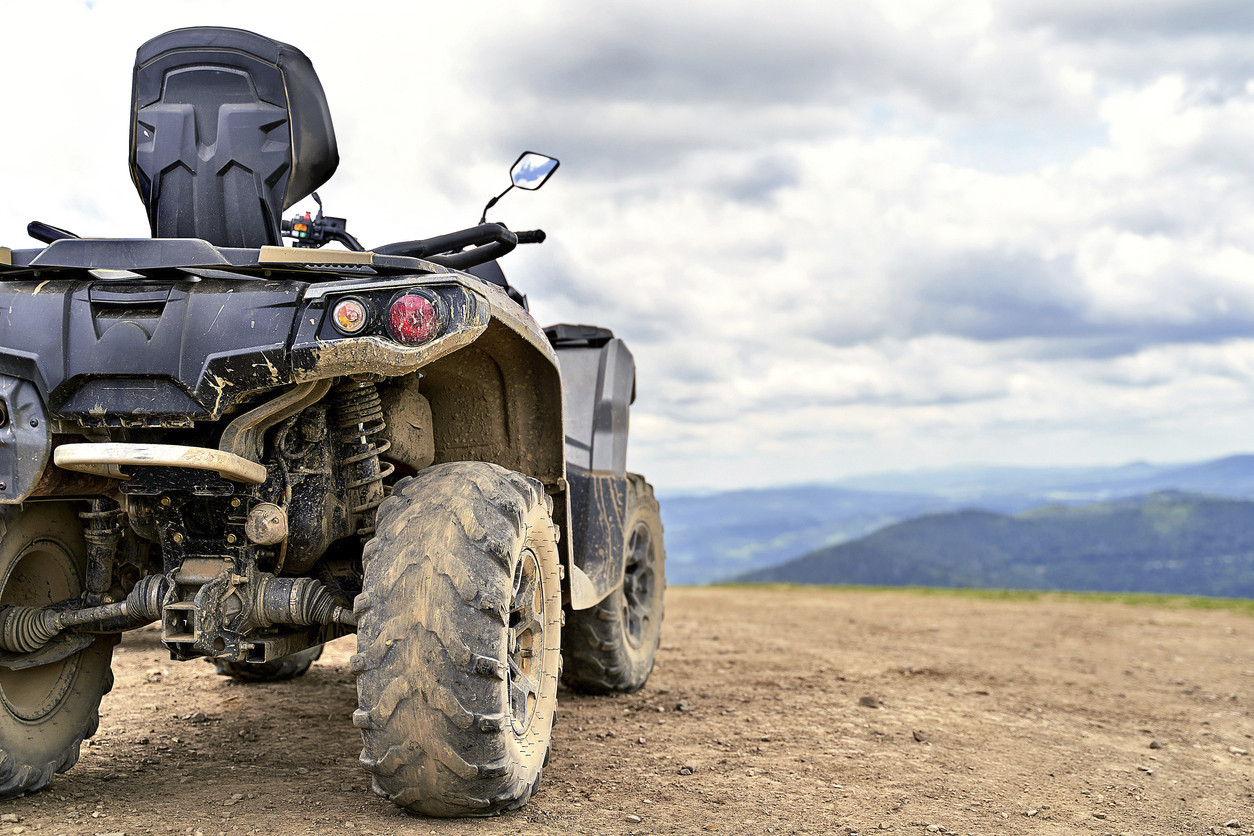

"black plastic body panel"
[547,325,637,605]
[0,277,304,421]
[548,325,635,473]
[0,375,51,502]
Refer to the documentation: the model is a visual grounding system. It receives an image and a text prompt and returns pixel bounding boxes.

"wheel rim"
[621,520,656,649]
[507,548,544,736]
[0,535,81,721]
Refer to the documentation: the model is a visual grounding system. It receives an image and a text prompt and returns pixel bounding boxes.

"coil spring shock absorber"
[334,380,394,539]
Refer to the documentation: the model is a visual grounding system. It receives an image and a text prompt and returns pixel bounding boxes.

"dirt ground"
[2,586,1251,835]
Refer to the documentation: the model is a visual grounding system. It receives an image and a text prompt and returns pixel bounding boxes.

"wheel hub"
[0,537,81,721]
[507,549,543,735]
[621,522,655,649]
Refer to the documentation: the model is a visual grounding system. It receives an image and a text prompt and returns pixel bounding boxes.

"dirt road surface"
[3,586,1251,835]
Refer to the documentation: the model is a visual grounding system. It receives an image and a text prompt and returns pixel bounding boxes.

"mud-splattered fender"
[297,274,582,603]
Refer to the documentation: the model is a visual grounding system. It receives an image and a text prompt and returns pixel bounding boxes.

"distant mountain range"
[659,486,953,585]
[829,454,1254,502]
[658,454,1254,586]
[734,491,1254,597]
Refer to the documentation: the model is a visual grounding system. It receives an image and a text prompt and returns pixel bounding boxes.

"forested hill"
[734,492,1254,597]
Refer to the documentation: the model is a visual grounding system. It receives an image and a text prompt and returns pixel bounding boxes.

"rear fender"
[380,284,583,601]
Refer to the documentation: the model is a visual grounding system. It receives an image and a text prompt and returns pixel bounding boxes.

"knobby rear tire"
[213,645,323,682]
[0,503,114,798]
[353,462,562,817]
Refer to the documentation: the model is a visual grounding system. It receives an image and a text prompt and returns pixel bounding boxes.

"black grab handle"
[27,221,80,244]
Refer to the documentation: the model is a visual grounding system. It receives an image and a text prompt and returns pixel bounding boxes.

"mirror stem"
[479,186,513,224]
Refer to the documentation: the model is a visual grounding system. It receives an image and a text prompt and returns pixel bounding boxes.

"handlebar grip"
[515,229,546,245]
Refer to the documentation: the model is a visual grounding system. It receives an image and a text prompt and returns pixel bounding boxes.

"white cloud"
[5,0,1254,490]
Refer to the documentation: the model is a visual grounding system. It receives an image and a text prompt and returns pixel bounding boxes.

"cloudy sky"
[5,0,1254,491]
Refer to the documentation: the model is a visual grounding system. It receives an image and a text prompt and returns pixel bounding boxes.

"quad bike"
[0,27,664,815]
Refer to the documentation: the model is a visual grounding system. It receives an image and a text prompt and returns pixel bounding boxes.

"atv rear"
[0,26,664,815]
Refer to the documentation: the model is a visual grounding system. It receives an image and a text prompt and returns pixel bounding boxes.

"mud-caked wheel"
[563,474,665,694]
[0,503,113,798]
[353,462,562,817]
[213,645,323,683]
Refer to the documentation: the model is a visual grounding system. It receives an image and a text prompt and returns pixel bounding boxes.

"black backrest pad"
[130,27,338,248]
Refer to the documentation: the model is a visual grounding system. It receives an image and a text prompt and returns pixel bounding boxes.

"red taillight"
[388,293,439,344]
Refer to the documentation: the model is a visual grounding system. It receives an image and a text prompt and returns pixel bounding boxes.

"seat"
[129,26,338,249]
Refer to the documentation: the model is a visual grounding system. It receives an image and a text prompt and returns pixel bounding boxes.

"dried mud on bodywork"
[5,586,1252,836]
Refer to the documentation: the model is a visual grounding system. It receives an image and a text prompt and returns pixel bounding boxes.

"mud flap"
[565,466,627,609]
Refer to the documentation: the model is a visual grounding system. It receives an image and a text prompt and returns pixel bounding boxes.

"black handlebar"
[281,201,548,271]
[374,223,520,270]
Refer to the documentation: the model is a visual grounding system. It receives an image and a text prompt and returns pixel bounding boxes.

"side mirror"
[480,151,561,223]
[510,152,559,190]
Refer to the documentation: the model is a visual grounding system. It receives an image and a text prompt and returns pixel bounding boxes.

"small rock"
[760,735,772,742]
[913,730,927,743]
[637,737,646,745]
[0,816,17,824]
[1224,820,1240,829]
[1094,812,1108,820]
[625,814,643,823]
[134,737,149,746]
[295,767,309,774]
[859,696,881,709]
[340,783,354,792]
[187,712,207,723]
[676,701,694,713]
[1229,747,1248,756]
[1025,810,1038,817]
[1137,765,1154,774]
[1149,740,1164,749]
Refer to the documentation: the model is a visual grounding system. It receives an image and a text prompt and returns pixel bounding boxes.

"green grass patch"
[713,582,1254,616]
